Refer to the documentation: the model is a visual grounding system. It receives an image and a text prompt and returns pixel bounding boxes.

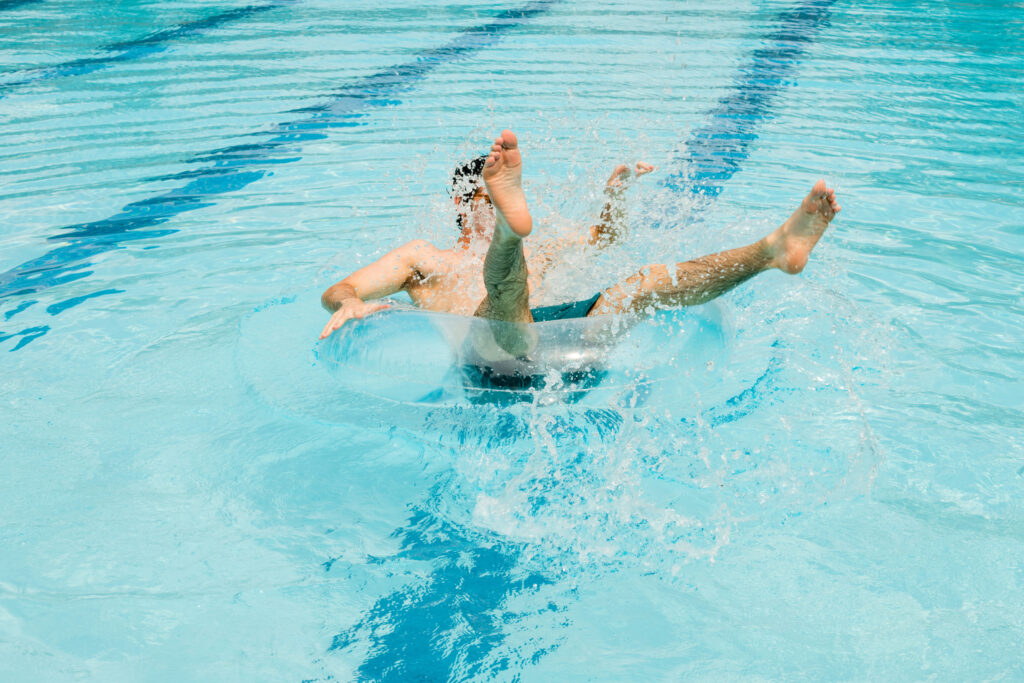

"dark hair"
[449,155,487,230]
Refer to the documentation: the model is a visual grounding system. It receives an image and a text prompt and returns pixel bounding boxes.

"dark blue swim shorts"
[529,293,602,322]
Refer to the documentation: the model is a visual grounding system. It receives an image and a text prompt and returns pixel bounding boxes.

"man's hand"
[606,161,655,190]
[318,298,390,340]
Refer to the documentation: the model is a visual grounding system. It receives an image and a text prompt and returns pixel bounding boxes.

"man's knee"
[597,264,671,313]
[625,263,671,297]
[639,263,671,285]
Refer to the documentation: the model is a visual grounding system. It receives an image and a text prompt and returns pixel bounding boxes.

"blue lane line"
[0,0,562,322]
[0,0,43,11]
[0,324,48,351]
[0,1,297,95]
[328,506,554,680]
[3,299,35,320]
[44,288,123,315]
[664,0,835,201]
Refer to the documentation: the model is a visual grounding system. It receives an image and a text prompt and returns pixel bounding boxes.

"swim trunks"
[462,292,606,393]
[529,293,602,322]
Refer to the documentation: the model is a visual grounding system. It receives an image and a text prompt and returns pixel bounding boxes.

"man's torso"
[404,241,546,316]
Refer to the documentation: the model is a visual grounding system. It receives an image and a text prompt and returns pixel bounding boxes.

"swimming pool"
[2,0,1022,679]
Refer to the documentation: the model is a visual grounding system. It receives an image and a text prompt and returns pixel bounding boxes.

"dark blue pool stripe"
[3,300,34,319]
[44,288,123,315]
[328,506,554,680]
[664,0,835,200]
[0,2,296,94]
[0,0,42,11]
[0,324,48,351]
[0,0,561,324]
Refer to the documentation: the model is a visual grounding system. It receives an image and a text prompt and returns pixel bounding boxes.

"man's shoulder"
[398,240,462,274]
[394,239,441,262]
[411,239,462,257]
[399,238,439,253]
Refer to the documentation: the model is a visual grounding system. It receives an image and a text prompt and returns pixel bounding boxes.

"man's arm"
[530,162,655,276]
[587,161,655,247]
[319,239,435,339]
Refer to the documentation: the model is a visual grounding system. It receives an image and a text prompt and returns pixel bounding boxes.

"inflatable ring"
[318,303,729,406]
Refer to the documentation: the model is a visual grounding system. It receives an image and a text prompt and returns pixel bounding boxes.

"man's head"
[450,155,493,233]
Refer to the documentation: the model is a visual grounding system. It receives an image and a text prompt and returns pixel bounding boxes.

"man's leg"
[474,129,534,323]
[589,180,840,315]
[471,130,536,356]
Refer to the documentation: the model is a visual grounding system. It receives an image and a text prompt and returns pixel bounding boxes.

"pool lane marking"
[0,0,563,333]
[663,0,836,203]
[328,505,554,679]
[0,1,298,95]
[0,0,42,12]
[0,324,48,351]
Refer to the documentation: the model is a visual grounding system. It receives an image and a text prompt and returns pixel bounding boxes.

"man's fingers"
[320,302,390,339]
[319,320,341,339]
[318,312,348,339]
[635,161,655,175]
[349,302,389,321]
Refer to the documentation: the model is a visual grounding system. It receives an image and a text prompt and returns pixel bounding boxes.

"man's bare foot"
[765,179,841,274]
[482,129,532,238]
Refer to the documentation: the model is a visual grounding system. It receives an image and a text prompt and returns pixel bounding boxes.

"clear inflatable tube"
[317,304,731,405]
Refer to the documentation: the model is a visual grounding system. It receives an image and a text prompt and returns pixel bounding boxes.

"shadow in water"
[330,504,562,680]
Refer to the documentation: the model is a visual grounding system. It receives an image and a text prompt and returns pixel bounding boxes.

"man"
[319,129,840,342]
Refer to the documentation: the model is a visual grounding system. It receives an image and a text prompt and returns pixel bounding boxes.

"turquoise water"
[2,0,1023,679]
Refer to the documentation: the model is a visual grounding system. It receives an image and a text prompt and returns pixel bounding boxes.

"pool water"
[2,0,1022,679]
